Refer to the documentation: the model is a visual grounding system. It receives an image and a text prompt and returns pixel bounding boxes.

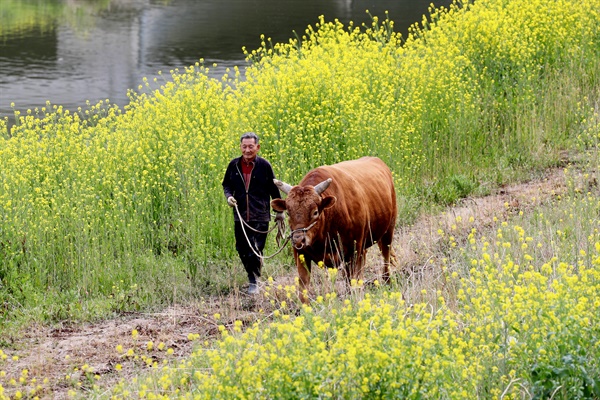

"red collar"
[242,157,256,165]
[241,158,255,174]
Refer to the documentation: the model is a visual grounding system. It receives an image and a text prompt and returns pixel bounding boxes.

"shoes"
[247,283,259,295]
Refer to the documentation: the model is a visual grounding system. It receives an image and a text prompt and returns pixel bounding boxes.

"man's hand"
[227,196,237,207]
[275,212,285,222]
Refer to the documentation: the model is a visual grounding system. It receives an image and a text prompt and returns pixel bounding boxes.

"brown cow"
[271,156,397,301]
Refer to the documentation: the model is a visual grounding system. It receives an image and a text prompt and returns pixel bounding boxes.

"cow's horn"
[314,178,332,195]
[274,179,293,194]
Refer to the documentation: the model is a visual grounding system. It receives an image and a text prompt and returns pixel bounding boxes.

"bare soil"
[0,166,577,399]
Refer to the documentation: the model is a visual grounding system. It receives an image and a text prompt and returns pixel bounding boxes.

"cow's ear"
[271,199,287,212]
[320,196,336,210]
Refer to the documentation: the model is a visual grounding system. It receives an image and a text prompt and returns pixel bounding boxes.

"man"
[222,132,284,294]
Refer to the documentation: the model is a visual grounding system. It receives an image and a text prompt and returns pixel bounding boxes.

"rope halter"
[289,220,318,250]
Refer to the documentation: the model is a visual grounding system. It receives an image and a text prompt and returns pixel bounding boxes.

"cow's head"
[271,178,336,249]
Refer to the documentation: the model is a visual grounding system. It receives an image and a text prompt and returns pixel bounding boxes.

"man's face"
[240,138,260,162]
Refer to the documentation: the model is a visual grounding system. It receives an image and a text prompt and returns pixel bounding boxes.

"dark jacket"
[222,156,281,222]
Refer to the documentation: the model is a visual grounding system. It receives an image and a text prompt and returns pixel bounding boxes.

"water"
[0,0,451,123]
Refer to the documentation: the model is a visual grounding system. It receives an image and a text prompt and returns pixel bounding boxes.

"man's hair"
[240,132,259,144]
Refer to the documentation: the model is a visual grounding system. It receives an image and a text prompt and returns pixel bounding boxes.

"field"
[1,0,600,398]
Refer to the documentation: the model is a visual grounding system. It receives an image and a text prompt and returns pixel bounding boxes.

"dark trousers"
[234,221,269,284]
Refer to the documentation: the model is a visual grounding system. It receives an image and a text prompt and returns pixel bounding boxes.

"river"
[0,0,451,124]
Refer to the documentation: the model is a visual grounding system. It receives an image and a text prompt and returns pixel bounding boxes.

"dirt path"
[0,166,574,399]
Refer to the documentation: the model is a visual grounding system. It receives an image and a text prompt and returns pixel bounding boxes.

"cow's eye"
[312,210,319,218]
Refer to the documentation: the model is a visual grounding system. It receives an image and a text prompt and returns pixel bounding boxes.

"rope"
[234,203,290,260]
[289,221,318,236]
[289,221,318,250]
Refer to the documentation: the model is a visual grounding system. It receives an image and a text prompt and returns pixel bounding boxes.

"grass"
[1,154,598,398]
[75,149,599,399]
[0,0,113,38]
[0,0,599,395]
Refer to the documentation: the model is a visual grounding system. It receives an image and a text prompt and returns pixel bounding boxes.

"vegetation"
[0,0,599,396]
[0,0,114,38]
[100,173,600,398]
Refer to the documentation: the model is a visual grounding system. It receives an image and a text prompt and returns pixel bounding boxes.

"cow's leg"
[294,249,312,303]
[378,228,396,283]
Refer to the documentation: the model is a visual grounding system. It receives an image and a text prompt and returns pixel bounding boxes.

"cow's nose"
[292,232,306,249]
